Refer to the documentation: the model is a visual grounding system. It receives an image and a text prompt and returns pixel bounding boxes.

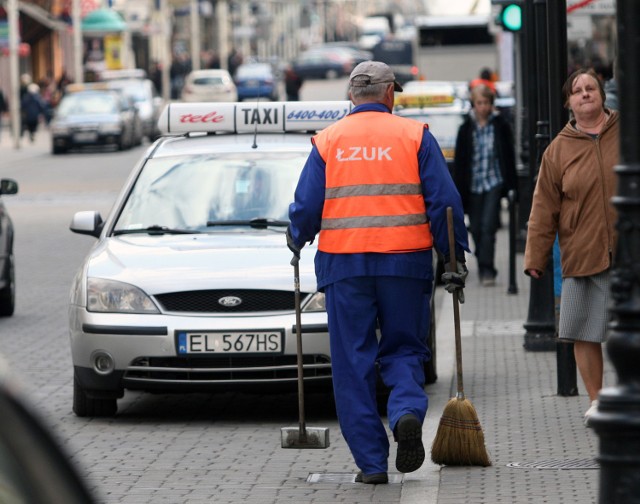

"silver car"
[68,100,438,417]
[106,78,164,140]
[68,101,351,416]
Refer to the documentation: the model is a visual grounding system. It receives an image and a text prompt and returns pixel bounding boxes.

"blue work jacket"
[289,103,469,291]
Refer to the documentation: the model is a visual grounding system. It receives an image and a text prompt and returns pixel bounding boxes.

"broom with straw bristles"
[431,207,491,467]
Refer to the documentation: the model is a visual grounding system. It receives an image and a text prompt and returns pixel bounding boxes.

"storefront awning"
[18,1,69,31]
[81,8,126,34]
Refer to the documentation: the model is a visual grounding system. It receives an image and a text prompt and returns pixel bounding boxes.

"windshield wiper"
[113,225,200,236]
[206,217,289,228]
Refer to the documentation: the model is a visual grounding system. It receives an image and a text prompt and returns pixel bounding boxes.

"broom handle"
[293,258,308,440]
[446,207,465,399]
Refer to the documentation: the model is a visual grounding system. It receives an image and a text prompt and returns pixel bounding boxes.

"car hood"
[87,232,318,294]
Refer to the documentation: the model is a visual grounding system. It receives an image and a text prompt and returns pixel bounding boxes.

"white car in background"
[180,69,238,102]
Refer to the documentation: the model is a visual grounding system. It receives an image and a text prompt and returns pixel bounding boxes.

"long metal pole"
[217,0,230,72]
[72,0,83,83]
[523,0,556,352]
[592,1,640,501]
[546,0,577,396]
[160,0,171,103]
[7,0,20,148]
[190,0,201,71]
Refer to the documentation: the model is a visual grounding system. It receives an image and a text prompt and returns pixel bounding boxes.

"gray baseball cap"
[349,61,403,92]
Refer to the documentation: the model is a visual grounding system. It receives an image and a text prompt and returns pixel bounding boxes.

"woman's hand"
[526,269,543,279]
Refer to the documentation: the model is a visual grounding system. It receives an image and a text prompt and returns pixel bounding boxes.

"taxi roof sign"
[157,101,353,135]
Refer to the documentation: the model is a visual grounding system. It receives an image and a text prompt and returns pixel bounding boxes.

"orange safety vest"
[313,111,433,254]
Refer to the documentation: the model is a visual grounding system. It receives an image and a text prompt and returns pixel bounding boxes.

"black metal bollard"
[507,189,518,295]
[591,0,640,501]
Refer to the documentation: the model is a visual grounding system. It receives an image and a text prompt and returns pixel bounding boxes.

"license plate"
[177,331,283,354]
[73,131,98,142]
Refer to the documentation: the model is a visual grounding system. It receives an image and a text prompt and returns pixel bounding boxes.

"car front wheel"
[73,374,118,417]
[0,253,15,317]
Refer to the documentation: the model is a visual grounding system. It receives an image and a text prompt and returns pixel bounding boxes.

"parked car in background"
[394,103,468,173]
[67,100,439,416]
[234,63,279,101]
[50,87,141,154]
[181,69,237,102]
[105,79,164,140]
[0,178,18,317]
[292,45,369,80]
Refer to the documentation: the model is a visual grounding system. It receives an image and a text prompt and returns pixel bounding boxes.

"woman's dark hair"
[562,67,606,109]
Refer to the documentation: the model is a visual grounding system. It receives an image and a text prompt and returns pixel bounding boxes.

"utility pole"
[190,0,201,71]
[217,0,230,72]
[8,0,20,148]
[546,0,577,396]
[72,0,83,83]
[592,1,640,501]
[160,0,171,103]
[522,0,557,352]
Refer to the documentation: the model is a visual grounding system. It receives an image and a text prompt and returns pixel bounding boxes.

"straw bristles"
[431,397,491,467]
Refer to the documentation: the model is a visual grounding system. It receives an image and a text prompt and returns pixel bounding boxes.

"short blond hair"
[470,84,495,105]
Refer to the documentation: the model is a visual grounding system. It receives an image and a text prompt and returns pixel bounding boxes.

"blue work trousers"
[324,276,431,474]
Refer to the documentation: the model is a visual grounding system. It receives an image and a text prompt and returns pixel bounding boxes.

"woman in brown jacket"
[524,68,619,427]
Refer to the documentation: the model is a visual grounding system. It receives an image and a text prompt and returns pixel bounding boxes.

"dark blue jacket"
[289,103,469,290]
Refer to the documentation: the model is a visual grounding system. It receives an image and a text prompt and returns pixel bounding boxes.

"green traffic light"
[502,4,522,32]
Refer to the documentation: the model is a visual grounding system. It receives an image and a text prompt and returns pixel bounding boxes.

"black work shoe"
[394,414,425,473]
[355,471,388,484]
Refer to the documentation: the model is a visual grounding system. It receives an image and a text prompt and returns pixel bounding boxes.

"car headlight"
[99,122,122,134]
[302,292,325,312]
[87,278,159,313]
[50,124,70,134]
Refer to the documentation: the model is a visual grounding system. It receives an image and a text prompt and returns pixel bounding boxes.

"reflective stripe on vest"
[313,111,433,254]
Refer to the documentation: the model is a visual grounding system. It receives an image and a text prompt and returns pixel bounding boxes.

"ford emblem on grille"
[218,296,242,307]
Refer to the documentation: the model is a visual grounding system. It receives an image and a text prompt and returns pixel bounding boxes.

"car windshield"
[57,93,118,116]
[236,65,271,79]
[112,151,308,233]
[408,113,465,149]
[110,83,149,102]
[193,76,224,86]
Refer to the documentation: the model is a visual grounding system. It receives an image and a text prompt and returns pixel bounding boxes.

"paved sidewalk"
[405,211,614,504]
[2,131,612,503]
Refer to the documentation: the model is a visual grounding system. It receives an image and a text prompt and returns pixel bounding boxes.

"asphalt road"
[0,78,382,504]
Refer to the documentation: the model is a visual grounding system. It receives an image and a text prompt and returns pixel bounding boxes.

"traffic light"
[500,4,523,32]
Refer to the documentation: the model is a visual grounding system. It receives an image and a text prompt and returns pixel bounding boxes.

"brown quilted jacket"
[524,110,619,278]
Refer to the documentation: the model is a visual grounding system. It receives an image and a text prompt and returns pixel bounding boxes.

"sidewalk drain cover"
[508,458,599,470]
[307,473,403,484]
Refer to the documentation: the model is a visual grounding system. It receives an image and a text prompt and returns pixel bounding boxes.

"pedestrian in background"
[469,67,497,93]
[453,83,517,286]
[287,61,469,484]
[284,66,303,101]
[21,83,46,142]
[524,68,619,427]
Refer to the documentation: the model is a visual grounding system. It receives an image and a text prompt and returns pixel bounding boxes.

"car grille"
[124,355,332,383]
[154,289,308,313]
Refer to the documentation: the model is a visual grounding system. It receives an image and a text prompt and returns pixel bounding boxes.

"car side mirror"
[70,211,104,238]
[0,178,18,195]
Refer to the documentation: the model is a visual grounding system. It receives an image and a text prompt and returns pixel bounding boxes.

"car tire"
[73,374,118,417]
[325,69,339,80]
[0,253,15,317]
[52,145,68,155]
